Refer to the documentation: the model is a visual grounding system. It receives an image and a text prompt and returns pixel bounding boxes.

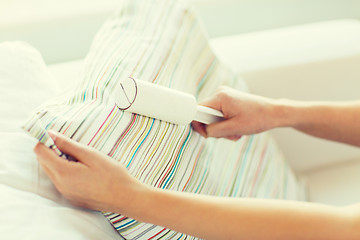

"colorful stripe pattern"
[23,0,306,239]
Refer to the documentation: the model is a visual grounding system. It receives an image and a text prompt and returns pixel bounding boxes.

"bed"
[1,0,359,239]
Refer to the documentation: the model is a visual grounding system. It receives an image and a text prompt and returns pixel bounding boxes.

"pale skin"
[34,86,360,240]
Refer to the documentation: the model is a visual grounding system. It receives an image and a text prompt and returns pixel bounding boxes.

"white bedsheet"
[0,133,120,240]
[0,183,120,240]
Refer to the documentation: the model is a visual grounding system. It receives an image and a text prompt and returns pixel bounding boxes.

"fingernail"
[48,130,58,141]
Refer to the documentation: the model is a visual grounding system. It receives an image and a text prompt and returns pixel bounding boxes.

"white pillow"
[0,41,60,132]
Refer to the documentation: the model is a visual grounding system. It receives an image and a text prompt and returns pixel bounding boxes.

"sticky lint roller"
[113,77,224,125]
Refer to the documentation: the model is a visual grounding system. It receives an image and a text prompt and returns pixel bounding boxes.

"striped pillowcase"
[23,0,306,239]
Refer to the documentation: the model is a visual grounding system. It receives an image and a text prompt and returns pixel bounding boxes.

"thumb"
[48,130,90,163]
[198,95,222,112]
[206,119,237,138]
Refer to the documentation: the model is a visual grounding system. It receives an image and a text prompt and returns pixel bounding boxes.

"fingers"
[193,93,224,137]
[192,119,242,141]
[191,121,208,137]
[205,119,237,138]
[198,95,221,111]
[48,131,92,165]
[34,142,65,168]
[193,86,245,140]
[34,142,78,179]
[198,85,233,111]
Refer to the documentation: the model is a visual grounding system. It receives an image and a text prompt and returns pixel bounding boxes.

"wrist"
[271,98,304,129]
[110,175,155,219]
[124,187,179,228]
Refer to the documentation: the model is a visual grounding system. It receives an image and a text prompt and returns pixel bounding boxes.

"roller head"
[113,77,197,125]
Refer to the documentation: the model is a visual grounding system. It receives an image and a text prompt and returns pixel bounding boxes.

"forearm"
[124,188,358,240]
[273,99,360,146]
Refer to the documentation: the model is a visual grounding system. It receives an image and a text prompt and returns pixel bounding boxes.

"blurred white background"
[1,0,359,63]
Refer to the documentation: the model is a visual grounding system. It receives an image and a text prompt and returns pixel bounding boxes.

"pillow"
[0,41,61,133]
[23,0,307,239]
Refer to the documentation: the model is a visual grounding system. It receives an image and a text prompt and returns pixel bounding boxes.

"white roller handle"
[194,105,224,125]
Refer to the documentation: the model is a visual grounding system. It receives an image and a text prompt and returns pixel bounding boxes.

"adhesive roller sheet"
[113,77,224,125]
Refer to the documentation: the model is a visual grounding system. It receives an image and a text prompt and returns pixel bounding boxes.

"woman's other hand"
[33,131,149,215]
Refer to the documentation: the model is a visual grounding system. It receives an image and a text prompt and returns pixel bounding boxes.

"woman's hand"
[33,131,149,214]
[192,86,282,140]
[192,86,360,147]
